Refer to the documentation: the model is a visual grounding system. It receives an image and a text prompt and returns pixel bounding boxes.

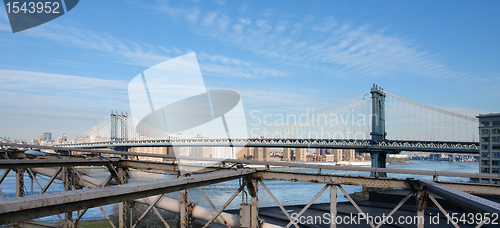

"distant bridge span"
[58,85,482,176]
[56,138,480,154]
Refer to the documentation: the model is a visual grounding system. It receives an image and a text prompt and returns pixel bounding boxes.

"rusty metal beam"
[339,185,376,228]
[374,191,413,228]
[119,160,224,173]
[0,169,256,225]
[130,194,163,228]
[197,187,230,228]
[255,171,500,195]
[255,170,409,188]
[3,143,495,180]
[259,180,299,228]
[427,193,461,228]
[202,185,244,228]
[122,157,500,180]
[419,180,500,214]
[40,167,63,194]
[284,185,329,228]
[17,221,57,228]
[0,169,10,199]
[0,158,119,169]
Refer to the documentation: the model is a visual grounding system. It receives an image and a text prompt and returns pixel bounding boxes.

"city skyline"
[1,1,499,140]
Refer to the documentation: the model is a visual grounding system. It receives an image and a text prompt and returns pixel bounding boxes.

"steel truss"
[47,138,480,154]
[0,155,498,228]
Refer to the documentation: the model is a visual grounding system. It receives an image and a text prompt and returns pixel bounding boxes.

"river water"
[0,160,479,222]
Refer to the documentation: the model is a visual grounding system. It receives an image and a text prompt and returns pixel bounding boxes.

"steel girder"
[40,138,479,153]
[0,169,256,225]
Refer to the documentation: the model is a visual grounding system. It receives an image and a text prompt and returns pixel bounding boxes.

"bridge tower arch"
[369,84,388,177]
[111,111,129,141]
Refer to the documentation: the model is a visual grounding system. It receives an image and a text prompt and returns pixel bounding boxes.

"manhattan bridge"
[59,84,480,171]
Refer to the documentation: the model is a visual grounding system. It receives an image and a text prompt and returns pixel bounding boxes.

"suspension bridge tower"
[110,111,129,141]
[370,84,388,177]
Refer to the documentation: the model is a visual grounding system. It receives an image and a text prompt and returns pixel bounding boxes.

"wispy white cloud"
[0,69,129,113]
[153,2,462,80]
[155,0,202,26]
[26,23,175,67]
[9,18,286,79]
[0,101,111,121]
[238,18,251,25]
[0,21,10,32]
[200,62,288,78]
[0,9,10,32]
[197,52,289,78]
[0,7,8,21]
[214,0,226,6]
[0,69,130,139]
[0,69,127,96]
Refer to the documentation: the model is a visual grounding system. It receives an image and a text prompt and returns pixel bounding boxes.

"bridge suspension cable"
[384,91,478,122]
[74,111,171,143]
[70,86,479,144]
[255,89,479,142]
[255,90,372,139]
[384,92,478,142]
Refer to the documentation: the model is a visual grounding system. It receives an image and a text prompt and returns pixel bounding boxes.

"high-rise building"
[318,148,331,156]
[332,149,342,162]
[236,147,246,160]
[295,148,307,162]
[43,132,52,142]
[34,136,44,145]
[254,147,263,160]
[245,147,254,160]
[477,113,500,184]
[263,147,271,161]
[60,133,68,142]
[344,149,355,161]
[91,123,101,142]
[130,147,168,162]
[282,148,291,161]
[193,146,212,157]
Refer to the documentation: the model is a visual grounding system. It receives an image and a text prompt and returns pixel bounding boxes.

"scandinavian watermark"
[248,108,378,140]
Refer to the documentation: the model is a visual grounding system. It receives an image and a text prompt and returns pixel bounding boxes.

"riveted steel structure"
[111,111,129,142]
[62,85,483,172]
[365,84,390,177]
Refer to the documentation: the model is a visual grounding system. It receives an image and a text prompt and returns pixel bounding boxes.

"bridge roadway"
[54,138,480,154]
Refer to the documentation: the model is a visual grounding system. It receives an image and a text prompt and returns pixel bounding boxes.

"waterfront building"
[332,149,342,162]
[477,113,500,184]
[295,148,306,162]
[212,147,244,160]
[282,148,291,161]
[130,146,168,162]
[344,149,355,161]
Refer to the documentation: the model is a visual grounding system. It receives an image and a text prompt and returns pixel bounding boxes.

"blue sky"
[0,0,499,140]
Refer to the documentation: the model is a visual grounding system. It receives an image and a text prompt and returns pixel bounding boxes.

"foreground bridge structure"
[0,143,499,228]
